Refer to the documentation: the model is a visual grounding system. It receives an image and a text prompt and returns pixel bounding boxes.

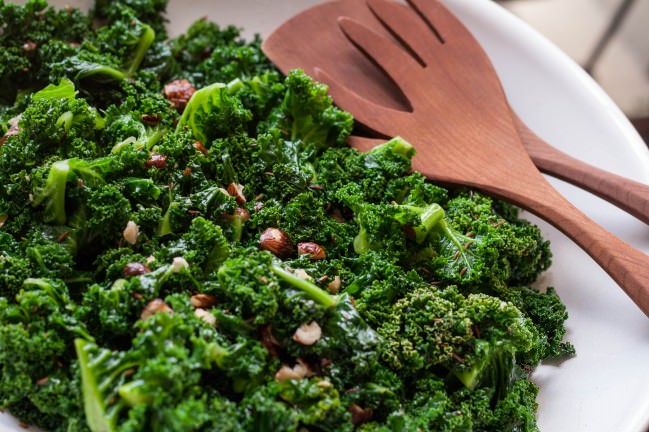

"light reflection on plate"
[2,1,649,431]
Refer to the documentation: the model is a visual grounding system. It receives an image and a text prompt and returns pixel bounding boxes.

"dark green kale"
[0,0,91,104]
[0,3,572,431]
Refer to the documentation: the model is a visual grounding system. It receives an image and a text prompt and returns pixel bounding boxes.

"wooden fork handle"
[350,134,649,314]
[517,182,649,316]
[516,115,649,225]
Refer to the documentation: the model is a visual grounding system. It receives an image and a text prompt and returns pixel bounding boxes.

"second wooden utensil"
[263,0,649,316]
[263,0,649,226]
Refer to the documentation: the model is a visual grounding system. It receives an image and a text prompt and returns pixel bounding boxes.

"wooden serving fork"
[264,0,649,226]
[264,0,649,316]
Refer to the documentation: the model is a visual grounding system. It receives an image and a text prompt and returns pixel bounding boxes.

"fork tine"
[314,67,407,137]
[406,0,477,49]
[366,0,442,66]
[337,16,423,98]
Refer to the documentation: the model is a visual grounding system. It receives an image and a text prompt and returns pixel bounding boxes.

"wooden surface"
[263,0,649,316]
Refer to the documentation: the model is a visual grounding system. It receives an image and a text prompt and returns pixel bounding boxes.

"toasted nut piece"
[190,293,218,308]
[236,207,250,222]
[163,79,196,112]
[193,141,208,156]
[274,358,314,382]
[171,257,189,273]
[123,262,151,277]
[259,324,281,357]
[327,275,341,294]
[317,380,332,388]
[292,268,312,280]
[144,153,168,169]
[293,321,322,346]
[23,41,38,52]
[223,207,250,223]
[259,228,293,258]
[275,365,302,382]
[227,183,246,205]
[194,308,216,326]
[349,404,373,426]
[0,115,21,147]
[56,231,69,243]
[123,220,139,245]
[141,114,161,125]
[297,242,326,260]
[141,299,172,320]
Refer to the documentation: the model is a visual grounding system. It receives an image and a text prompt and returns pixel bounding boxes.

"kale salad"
[0,1,574,430]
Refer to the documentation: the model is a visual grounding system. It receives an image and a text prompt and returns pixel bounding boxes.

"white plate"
[3,1,649,431]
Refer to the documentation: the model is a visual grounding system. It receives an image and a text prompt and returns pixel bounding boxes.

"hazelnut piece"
[144,153,168,169]
[349,404,373,426]
[123,220,139,245]
[297,242,326,260]
[190,293,218,308]
[163,79,196,112]
[123,262,150,277]
[227,183,247,205]
[293,321,322,346]
[194,308,216,326]
[140,299,173,320]
[259,228,293,258]
[193,141,208,156]
[274,358,314,382]
[327,276,341,294]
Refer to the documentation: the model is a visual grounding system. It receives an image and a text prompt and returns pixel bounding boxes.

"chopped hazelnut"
[194,308,216,326]
[193,141,209,156]
[293,321,322,346]
[349,404,373,426]
[140,299,173,320]
[123,220,139,245]
[292,268,312,280]
[259,228,294,258]
[141,114,161,125]
[259,324,281,356]
[171,257,189,273]
[123,262,151,277]
[190,293,218,308]
[222,207,251,226]
[274,358,314,382]
[22,41,38,52]
[227,183,247,205]
[297,242,326,260]
[327,276,342,294]
[0,115,21,147]
[163,79,196,112]
[144,153,168,169]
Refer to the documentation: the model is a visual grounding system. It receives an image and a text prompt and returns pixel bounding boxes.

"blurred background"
[497,0,649,143]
